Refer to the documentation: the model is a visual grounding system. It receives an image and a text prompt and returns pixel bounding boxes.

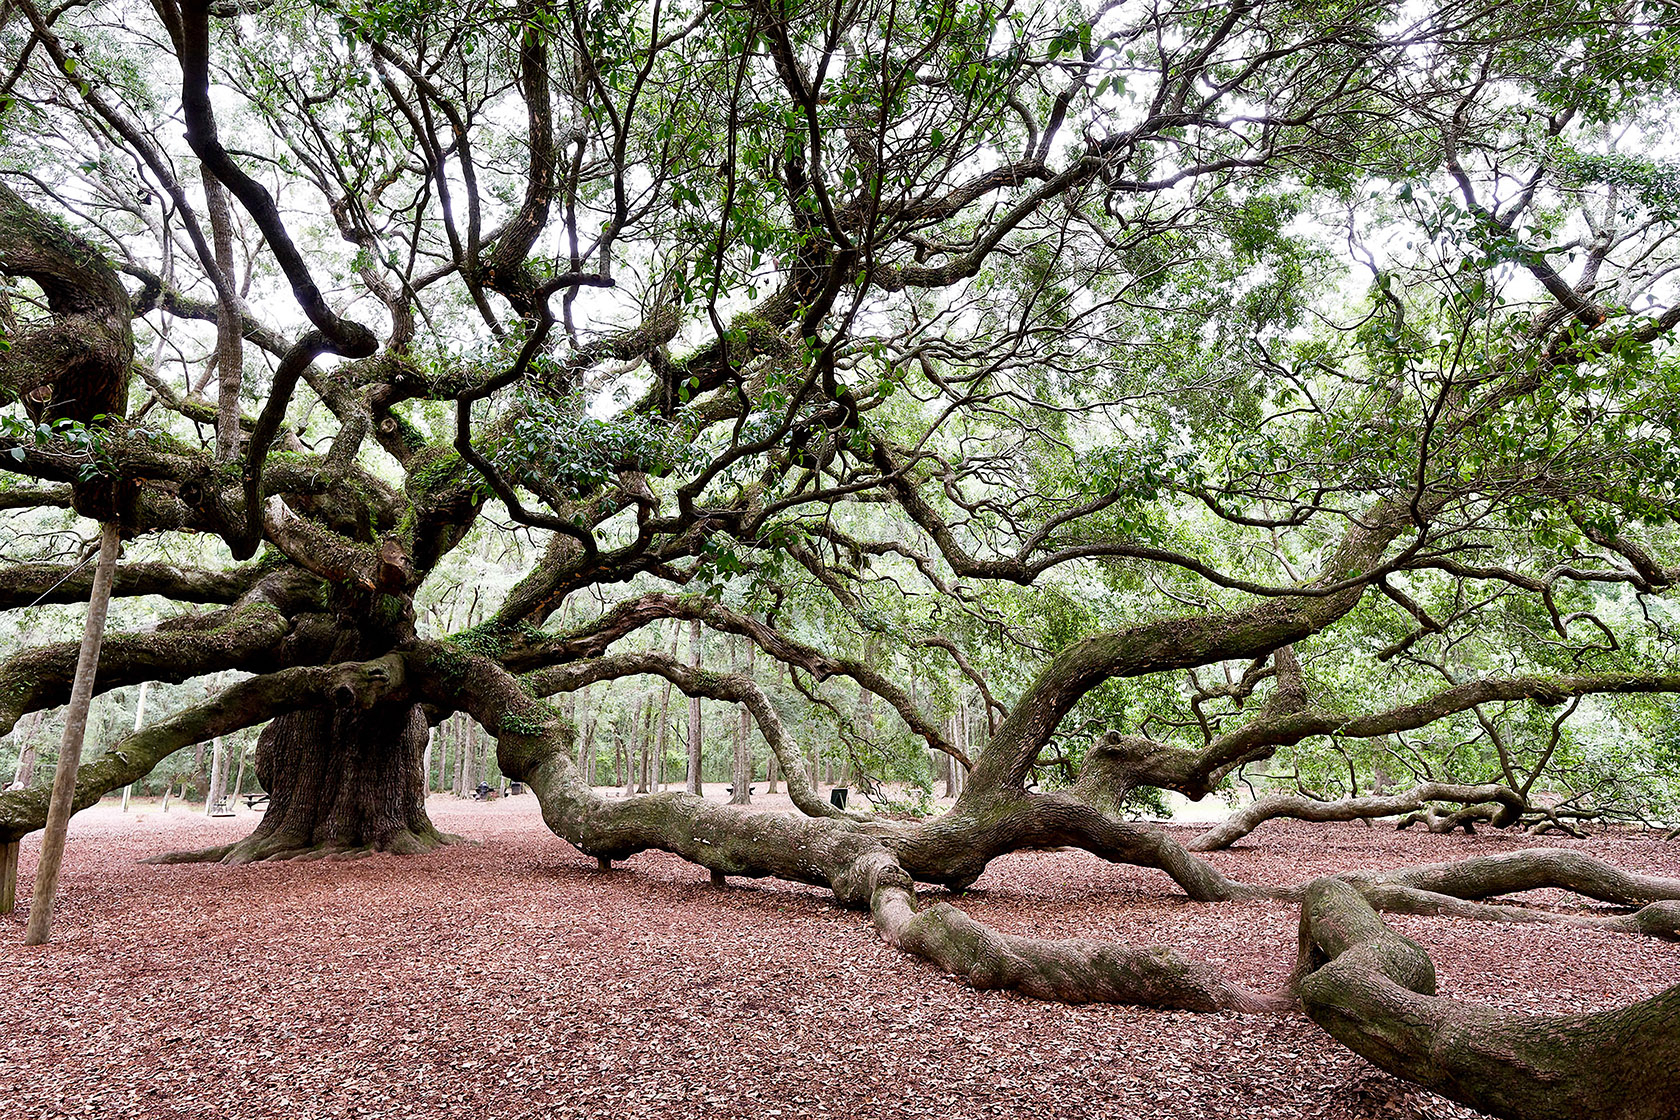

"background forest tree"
[3,0,1680,1113]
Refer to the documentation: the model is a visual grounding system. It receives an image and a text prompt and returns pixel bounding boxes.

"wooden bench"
[243,793,270,810]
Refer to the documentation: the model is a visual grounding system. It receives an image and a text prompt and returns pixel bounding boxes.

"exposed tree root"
[1191,783,1526,851]
[1297,877,1680,1120]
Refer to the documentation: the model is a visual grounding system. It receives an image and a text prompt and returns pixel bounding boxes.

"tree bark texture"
[1297,877,1680,1120]
[153,697,444,863]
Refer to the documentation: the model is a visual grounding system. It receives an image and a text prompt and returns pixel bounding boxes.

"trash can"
[830,786,849,810]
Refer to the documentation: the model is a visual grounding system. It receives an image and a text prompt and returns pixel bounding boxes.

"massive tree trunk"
[157,700,445,863]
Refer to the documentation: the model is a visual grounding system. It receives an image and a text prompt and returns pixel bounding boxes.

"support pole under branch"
[23,520,121,945]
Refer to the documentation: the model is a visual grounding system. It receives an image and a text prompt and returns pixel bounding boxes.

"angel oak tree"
[3,0,1680,1113]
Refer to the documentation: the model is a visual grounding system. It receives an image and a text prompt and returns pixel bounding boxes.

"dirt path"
[2,796,1675,1119]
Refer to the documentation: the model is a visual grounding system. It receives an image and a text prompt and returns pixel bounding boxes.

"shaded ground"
[2,795,1676,1120]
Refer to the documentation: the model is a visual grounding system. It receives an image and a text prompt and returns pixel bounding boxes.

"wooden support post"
[25,520,121,945]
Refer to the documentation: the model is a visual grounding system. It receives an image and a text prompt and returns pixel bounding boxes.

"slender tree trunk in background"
[448,721,458,792]
[576,688,594,787]
[952,701,968,798]
[620,702,639,796]
[453,716,466,796]
[463,722,476,792]
[422,727,433,797]
[25,520,121,945]
[944,712,956,797]
[9,711,42,791]
[230,741,248,804]
[121,681,148,810]
[0,693,31,905]
[204,737,228,814]
[0,838,17,915]
[655,639,676,791]
[636,694,652,794]
[613,727,625,792]
[944,717,957,798]
[447,717,459,795]
[732,638,754,804]
[162,781,173,813]
[10,738,35,790]
[686,620,703,795]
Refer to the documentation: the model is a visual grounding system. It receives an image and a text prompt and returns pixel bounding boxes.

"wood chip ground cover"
[3,797,1675,1120]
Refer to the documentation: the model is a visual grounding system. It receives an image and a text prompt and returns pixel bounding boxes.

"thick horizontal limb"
[0,561,261,610]
[871,882,1284,1011]
[0,600,292,735]
[1344,848,1680,908]
[0,655,406,842]
[0,483,73,510]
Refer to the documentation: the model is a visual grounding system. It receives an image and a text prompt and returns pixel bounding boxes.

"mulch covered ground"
[3,797,1677,1120]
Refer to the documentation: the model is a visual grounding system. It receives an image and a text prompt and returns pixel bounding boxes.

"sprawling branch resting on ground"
[1297,877,1680,1120]
[1192,784,1527,851]
[870,883,1289,1011]
[0,655,407,842]
[414,642,1680,1022]
[416,642,1286,1009]
[1345,848,1680,909]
